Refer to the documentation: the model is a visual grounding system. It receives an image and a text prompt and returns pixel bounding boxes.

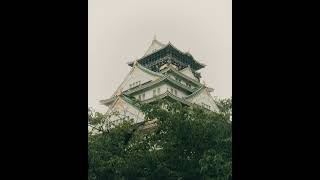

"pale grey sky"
[89,0,232,112]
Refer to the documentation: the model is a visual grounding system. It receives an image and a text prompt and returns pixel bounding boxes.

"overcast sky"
[89,0,232,112]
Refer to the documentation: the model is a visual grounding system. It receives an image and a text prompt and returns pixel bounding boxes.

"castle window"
[170,88,174,94]
[142,93,145,100]
[157,88,160,94]
[130,81,142,88]
[138,95,141,100]
[174,89,177,96]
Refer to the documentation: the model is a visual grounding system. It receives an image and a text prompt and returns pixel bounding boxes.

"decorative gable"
[112,64,162,96]
[108,96,144,124]
[186,87,219,112]
[143,39,166,57]
[179,66,198,81]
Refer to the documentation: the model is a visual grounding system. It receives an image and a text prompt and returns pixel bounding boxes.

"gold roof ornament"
[133,59,138,66]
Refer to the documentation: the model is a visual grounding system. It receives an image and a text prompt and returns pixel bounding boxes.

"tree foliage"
[88,98,232,180]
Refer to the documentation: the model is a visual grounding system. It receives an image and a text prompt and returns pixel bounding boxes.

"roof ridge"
[180,65,192,72]
[184,86,206,99]
[163,65,202,86]
[143,90,191,106]
[136,63,164,77]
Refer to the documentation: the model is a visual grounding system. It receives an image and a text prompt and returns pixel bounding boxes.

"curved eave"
[166,76,196,92]
[136,63,164,77]
[161,65,202,87]
[128,44,168,67]
[166,43,206,68]
[100,94,138,108]
[123,76,166,95]
[143,91,192,106]
[185,85,206,99]
[100,97,117,106]
[127,62,165,76]
[142,91,217,113]
[121,95,137,107]
[123,75,196,96]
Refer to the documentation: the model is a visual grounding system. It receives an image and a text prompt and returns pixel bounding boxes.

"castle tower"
[100,38,219,124]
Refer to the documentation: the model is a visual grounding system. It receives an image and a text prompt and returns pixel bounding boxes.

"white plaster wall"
[134,83,166,100]
[134,83,188,100]
[163,83,188,98]
[121,67,159,92]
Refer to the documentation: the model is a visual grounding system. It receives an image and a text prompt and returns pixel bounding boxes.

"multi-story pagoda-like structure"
[100,37,219,124]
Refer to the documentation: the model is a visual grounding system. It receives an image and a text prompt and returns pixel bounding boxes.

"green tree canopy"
[88,98,232,180]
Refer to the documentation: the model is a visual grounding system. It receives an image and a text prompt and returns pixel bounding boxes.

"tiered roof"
[100,62,204,106]
[160,64,202,86]
[128,39,205,71]
[101,38,219,113]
